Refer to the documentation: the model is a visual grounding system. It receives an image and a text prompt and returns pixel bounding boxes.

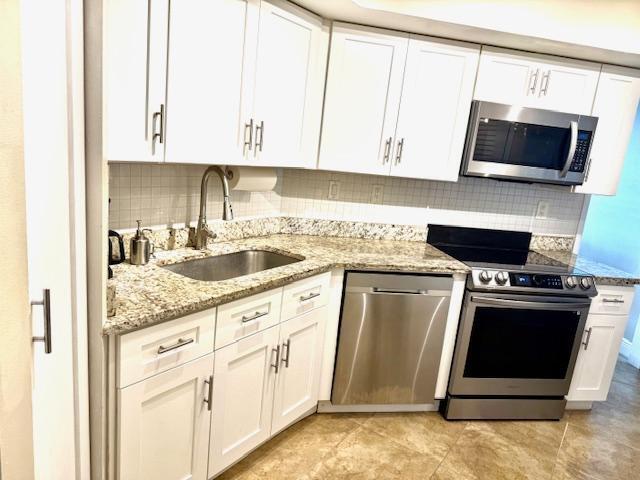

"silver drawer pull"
[204,375,213,411]
[241,310,268,323]
[271,345,281,374]
[299,292,320,302]
[157,337,194,355]
[282,339,291,368]
[602,298,625,304]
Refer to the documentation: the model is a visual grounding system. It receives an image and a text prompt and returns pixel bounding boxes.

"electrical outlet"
[371,185,384,204]
[535,201,550,219]
[328,181,340,200]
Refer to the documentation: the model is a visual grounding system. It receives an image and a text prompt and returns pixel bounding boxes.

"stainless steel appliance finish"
[332,272,453,406]
[462,101,598,186]
[162,250,301,282]
[129,220,154,266]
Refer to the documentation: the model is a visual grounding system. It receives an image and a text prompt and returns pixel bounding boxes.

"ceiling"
[294,0,640,68]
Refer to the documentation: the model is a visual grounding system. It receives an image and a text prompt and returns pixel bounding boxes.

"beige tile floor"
[219,358,640,480]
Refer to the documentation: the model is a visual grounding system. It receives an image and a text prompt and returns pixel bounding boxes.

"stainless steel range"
[428,225,597,420]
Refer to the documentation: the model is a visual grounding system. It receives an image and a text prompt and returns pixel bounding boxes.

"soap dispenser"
[129,220,153,265]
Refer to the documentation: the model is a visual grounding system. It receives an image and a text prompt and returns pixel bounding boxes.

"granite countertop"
[538,249,640,287]
[105,234,469,335]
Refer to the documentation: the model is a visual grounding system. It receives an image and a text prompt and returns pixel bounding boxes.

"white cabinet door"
[272,307,326,434]
[251,0,328,168]
[391,36,479,181]
[568,313,628,402]
[535,58,600,115]
[104,0,169,162]
[118,354,213,480]
[165,0,259,165]
[473,47,539,107]
[576,66,640,195]
[319,23,408,175]
[208,326,279,477]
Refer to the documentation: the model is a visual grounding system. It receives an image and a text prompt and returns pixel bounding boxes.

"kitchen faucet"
[194,165,234,249]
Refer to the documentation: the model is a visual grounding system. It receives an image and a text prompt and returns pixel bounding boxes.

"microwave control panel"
[569,131,593,173]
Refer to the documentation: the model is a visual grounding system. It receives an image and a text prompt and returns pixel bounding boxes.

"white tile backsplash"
[109,163,586,237]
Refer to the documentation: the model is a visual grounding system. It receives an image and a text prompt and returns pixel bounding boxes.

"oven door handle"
[470,296,591,310]
[559,120,578,178]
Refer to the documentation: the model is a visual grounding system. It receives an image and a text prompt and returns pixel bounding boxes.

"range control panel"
[470,269,597,296]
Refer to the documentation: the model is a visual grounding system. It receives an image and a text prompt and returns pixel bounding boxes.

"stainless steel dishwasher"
[332,272,453,405]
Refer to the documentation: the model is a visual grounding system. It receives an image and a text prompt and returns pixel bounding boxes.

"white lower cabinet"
[117,353,214,480]
[568,287,634,402]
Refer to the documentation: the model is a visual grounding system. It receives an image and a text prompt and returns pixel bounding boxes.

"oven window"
[474,119,571,170]
[464,306,580,379]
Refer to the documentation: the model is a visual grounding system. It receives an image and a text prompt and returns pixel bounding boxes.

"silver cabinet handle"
[582,327,593,350]
[271,345,281,374]
[602,298,625,304]
[529,68,540,95]
[560,120,578,178]
[254,120,264,155]
[241,310,268,323]
[395,138,404,165]
[157,337,194,355]
[152,104,165,144]
[382,137,392,164]
[299,292,320,302]
[204,375,213,411]
[282,339,291,368]
[540,71,551,96]
[243,118,254,153]
[31,288,52,354]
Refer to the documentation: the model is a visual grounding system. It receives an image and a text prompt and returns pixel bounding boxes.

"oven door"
[462,101,598,186]
[448,292,589,397]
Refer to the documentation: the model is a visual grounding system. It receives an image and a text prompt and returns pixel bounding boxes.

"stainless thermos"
[129,220,153,265]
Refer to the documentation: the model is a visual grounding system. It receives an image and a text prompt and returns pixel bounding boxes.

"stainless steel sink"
[162,250,302,282]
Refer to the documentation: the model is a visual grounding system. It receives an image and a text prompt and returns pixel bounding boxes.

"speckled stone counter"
[537,249,640,287]
[105,234,469,335]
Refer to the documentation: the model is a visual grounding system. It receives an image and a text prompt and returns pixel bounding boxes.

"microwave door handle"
[470,296,591,310]
[560,120,578,178]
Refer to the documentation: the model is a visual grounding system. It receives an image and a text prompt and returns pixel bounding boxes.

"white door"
[576,66,640,195]
[104,0,169,162]
[118,354,213,480]
[534,58,600,115]
[164,0,260,165]
[251,0,327,168]
[208,326,279,477]
[567,314,627,402]
[272,307,326,435]
[473,47,539,107]
[21,0,82,477]
[391,36,479,181]
[319,23,408,175]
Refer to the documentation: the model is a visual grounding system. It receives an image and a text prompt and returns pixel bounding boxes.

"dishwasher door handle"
[369,287,451,297]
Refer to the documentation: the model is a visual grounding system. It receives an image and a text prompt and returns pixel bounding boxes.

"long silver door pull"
[241,310,268,323]
[540,71,551,96]
[282,339,291,368]
[271,345,281,374]
[559,120,578,178]
[299,292,320,302]
[204,375,213,411]
[254,120,264,155]
[529,68,540,95]
[152,104,165,144]
[31,288,52,354]
[157,337,194,355]
[382,137,392,164]
[243,118,254,153]
[395,138,404,164]
[582,327,593,350]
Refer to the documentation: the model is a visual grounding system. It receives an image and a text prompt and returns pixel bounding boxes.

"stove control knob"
[479,270,493,283]
[495,271,509,285]
[565,276,578,289]
[579,277,593,290]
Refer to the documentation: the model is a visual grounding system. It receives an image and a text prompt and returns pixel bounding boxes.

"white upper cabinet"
[391,36,480,181]
[319,24,409,176]
[104,0,169,162]
[474,47,600,115]
[165,0,260,165]
[576,66,640,195]
[251,1,328,168]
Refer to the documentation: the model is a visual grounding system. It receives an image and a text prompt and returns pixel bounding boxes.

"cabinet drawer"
[281,273,331,321]
[215,288,283,350]
[118,309,215,388]
[590,286,635,316]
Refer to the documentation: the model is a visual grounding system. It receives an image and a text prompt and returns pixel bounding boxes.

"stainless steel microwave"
[461,101,598,186]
